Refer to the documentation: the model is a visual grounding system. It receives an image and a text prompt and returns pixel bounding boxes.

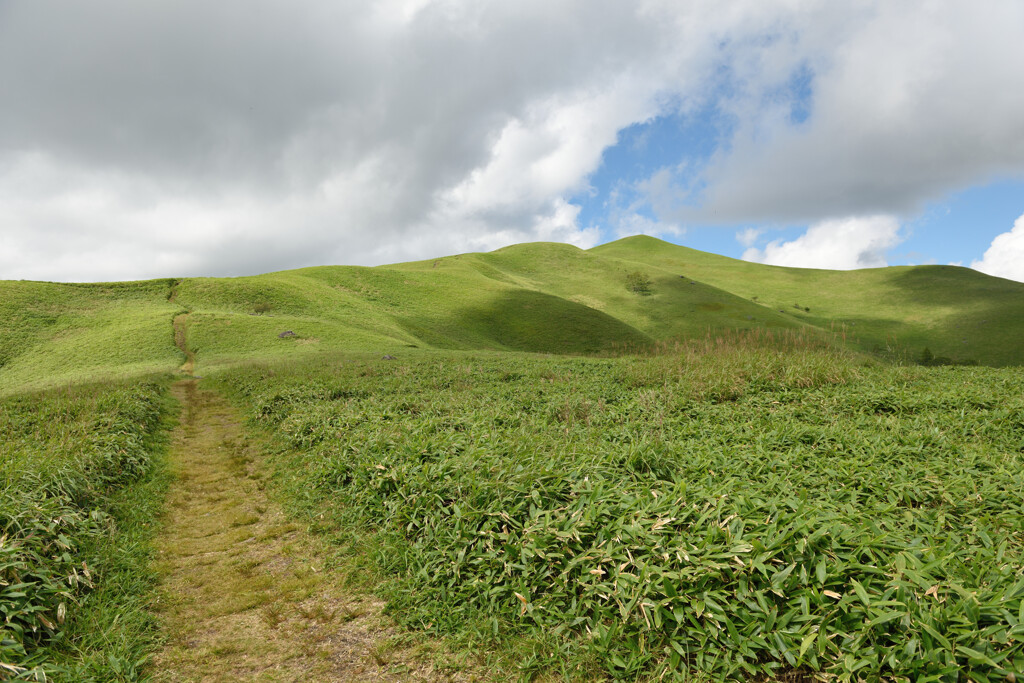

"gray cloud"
[2,0,700,280]
[657,1,1024,225]
[4,1,1022,281]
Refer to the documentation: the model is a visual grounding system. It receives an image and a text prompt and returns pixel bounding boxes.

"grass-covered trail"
[172,311,195,375]
[150,380,464,682]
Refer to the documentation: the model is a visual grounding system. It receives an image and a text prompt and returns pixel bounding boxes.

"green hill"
[593,236,1024,366]
[0,279,183,393]
[3,236,1022,393]
[168,241,800,375]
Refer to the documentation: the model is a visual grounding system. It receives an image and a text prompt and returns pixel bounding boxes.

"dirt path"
[172,314,194,375]
[169,279,194,375]
[151,381,479,682]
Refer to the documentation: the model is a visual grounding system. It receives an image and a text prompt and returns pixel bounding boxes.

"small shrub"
[625,271,652,295]
[253,302,273,315]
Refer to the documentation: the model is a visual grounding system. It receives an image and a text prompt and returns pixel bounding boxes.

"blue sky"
[571,108,1024,271]
[2,1,1023,282]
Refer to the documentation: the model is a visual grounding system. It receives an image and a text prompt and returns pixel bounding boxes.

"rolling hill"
[0,278,182,393]
[2,236,1022,393]
[593,236,1024,366]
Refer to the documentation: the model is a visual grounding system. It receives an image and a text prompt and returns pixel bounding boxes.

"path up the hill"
[150,380,477,682]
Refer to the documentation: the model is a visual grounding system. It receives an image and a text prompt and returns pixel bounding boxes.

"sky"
[2,0,1024,283]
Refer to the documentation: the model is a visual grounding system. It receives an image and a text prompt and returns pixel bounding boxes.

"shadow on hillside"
[875,268,1024,365]
[827,313,1012,367]
[396,289,650,354]
[885,266,1024,307]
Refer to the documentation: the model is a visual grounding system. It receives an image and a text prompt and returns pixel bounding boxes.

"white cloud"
[657,1,1024,225]
[610,212,682,240]
[0,0,732,280]
[736,228,762,247]
[971,213,1024,283]
[1,1,1023,280]
[599,168,687,240]
[742,215,903,270]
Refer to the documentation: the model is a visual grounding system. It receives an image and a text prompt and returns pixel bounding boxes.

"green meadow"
[0,279,183,395]
[593,237,1024,367]
[215,346,1024,681]
[1,238,1022,680]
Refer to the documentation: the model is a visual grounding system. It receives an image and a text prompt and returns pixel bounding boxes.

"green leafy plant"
[215,347,1024,681]
[0,381,168,679]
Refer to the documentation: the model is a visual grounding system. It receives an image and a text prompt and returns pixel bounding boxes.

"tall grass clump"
[0,381,170,681]
[217,351,1024,681]
[616,327,863,401]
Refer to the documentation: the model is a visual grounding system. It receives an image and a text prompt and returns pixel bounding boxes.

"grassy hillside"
[395,243,800,341]
[3,236,1022,392]
[4,242,1022,680]
[593,236,1024,366]
[170,242,803,375]
[0,279,184,394]
[173,237,1024,373]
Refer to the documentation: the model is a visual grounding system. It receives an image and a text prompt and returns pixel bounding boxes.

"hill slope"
[168,241,801,373]
[593,236,1024,366]
[2,236,1022,392]
[0,279,184,393]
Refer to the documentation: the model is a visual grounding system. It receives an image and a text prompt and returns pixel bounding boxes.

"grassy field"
[2,239,1023,680]
[0,379,172,681]
[161,237,1024,373]
[211,339,1023,681]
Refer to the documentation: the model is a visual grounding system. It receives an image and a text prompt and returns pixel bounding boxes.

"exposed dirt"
[150,381,483,682]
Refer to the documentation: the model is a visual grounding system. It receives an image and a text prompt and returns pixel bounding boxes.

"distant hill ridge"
[3,236,1023,393]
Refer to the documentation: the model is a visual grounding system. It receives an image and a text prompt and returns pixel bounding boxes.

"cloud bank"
[658,1,1024,225]
[971,213,1024,282]
[1,1,1023,280]
[742,216,903,270]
